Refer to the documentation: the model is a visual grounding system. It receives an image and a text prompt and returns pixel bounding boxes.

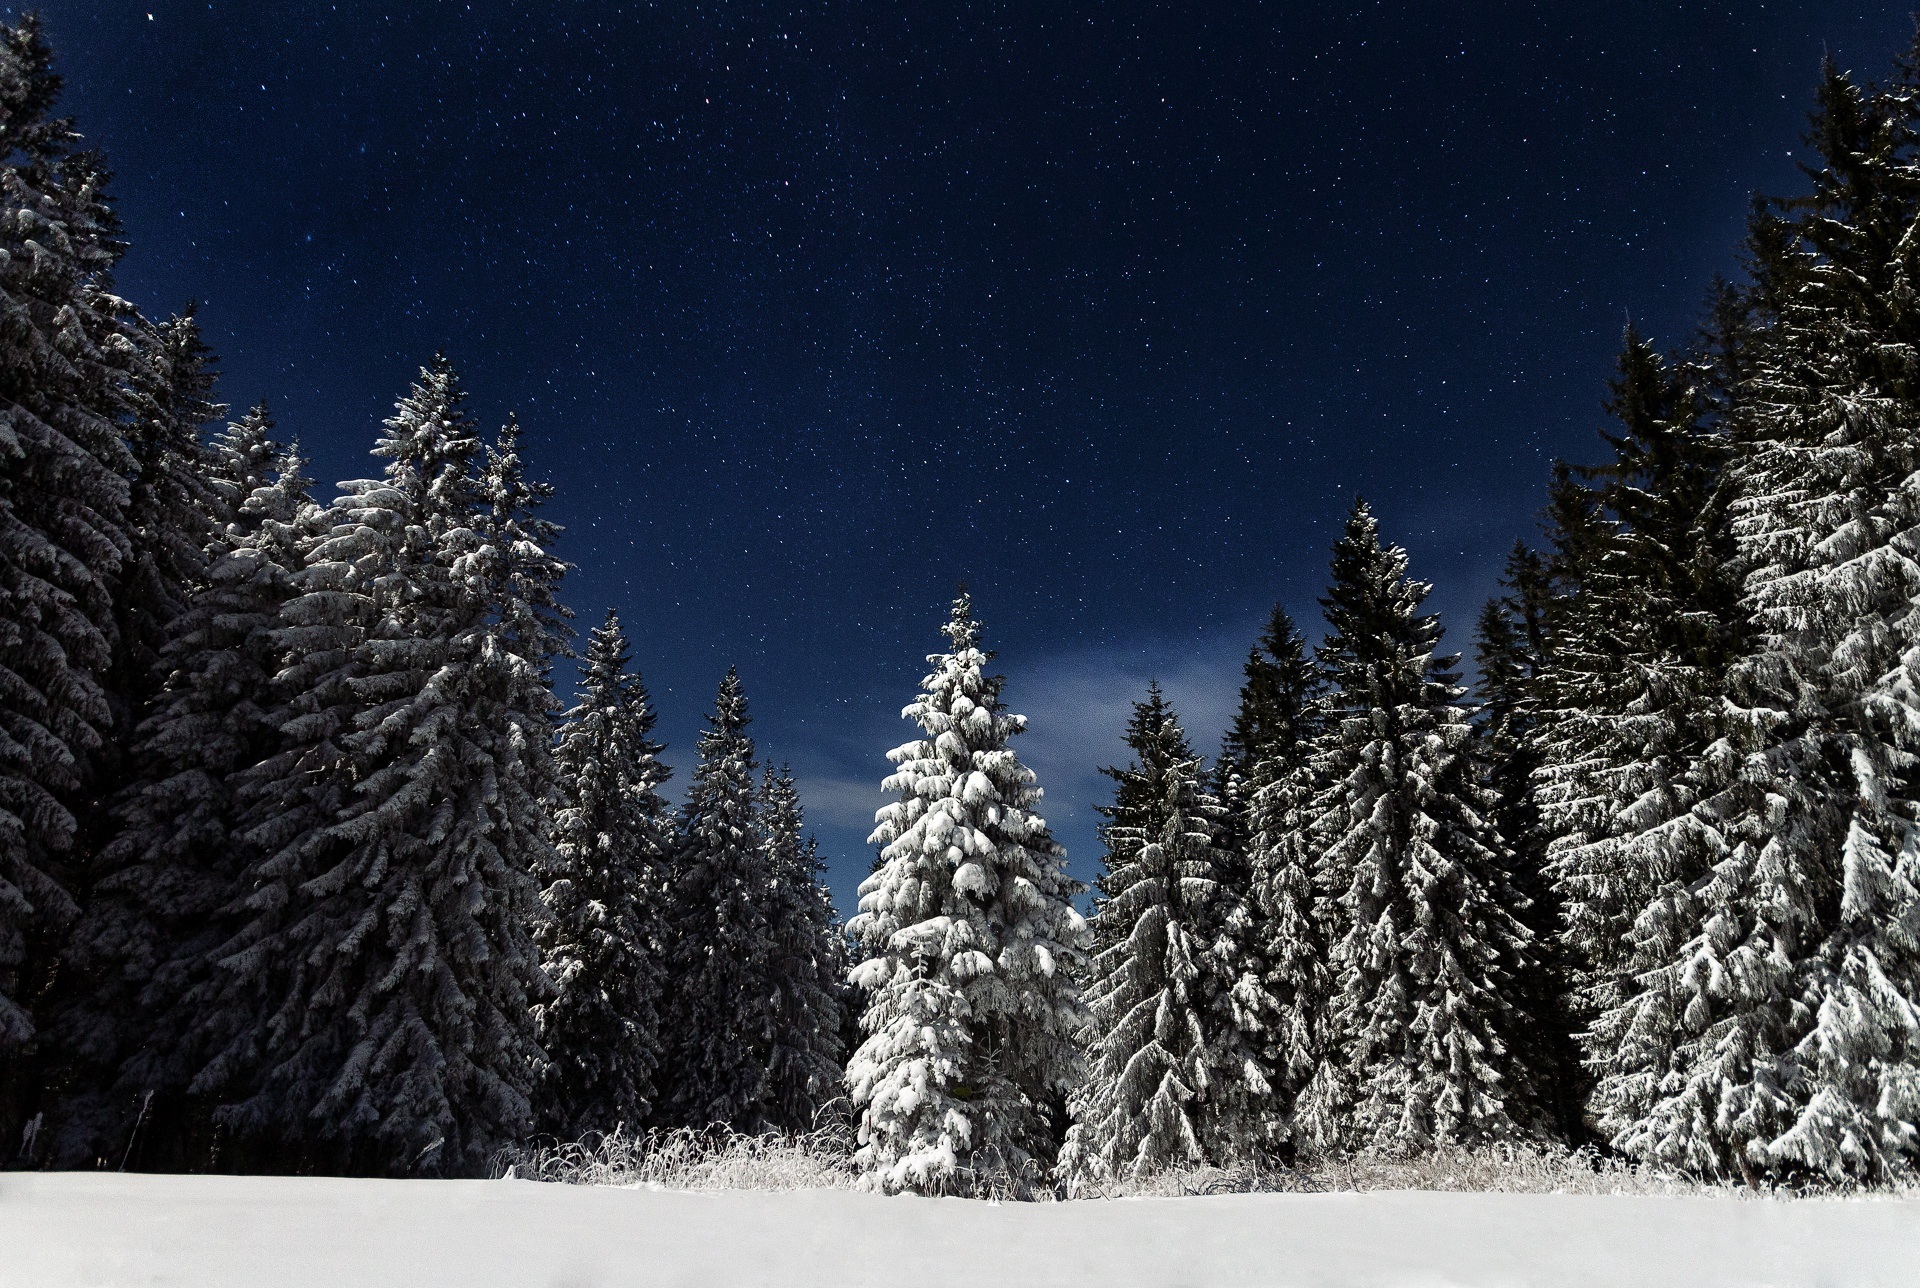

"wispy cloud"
[1001,636,1245,889]
[791,769,889,835]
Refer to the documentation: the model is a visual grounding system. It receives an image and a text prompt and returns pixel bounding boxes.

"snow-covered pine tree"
[1473,545,1552,915]
[758,764,849,1133]
[1238,747,1323,1152]
[1533,327,1741,1065]
[45,428,313,1167]
[1294,501,1544,1154]
[1608,58,1920,1183]
[1199,613,1315,1159]
[1064,689,1265,1178]
[473,413,570,676]
[1233,609,1330,1146]
[1472,542,1584,1139]
[109,310,224,729]
[207,402,283,523]
[534,610,673,1141]
[848,593,1087,1193]
[658,668,778,1132]
[0,16,138,1145]
[1217,605,1322,818]
[1089,683,1194,957]
[207,358,553,1175]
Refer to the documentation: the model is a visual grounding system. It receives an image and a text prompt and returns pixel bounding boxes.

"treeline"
[0,18,848,1176]
[9,13,1920,1193]
[845,44,1920,1191]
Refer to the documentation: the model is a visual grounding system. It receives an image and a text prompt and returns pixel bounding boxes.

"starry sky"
[31,2,1915,913]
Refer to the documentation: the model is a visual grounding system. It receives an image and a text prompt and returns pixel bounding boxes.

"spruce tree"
[758,764,849,1133]
[1295,502,1543,1154]
[535,611,672,1141]
[207,402,283,522]
[0,16,135,1107]
[1064,690,1266,1177]
[1534,327,1740,1050]
[46,429,312,1167]
[474,414,570,676]
[1090,683,1195,957]
[847,594,1087,1193]
[658,668,778,1131]
[109,310,223,730]
[1218,605,1322,814]
[1610,59,1920,1183]
[1473,542,1583,1138]
[1223,608,1327,1142]
[1239,746,1323,1148]
[206,359,553,1175]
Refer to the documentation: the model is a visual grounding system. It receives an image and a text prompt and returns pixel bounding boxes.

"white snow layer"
[3,1172,1915,1287]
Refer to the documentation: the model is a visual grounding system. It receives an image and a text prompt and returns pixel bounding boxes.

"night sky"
[31,2,1914,913]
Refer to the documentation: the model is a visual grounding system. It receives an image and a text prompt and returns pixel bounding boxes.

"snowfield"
[3,1173,1916,1287]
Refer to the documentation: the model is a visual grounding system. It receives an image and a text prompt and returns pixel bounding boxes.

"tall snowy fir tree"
[757,764,849,1132]
[658,668,778,1132]
[42,417,313,1168]
[189,359,553,1175]
[1605,58,1920,1183]
[848,594,1087,1193]
[1532,326,1742,1084]
[473,413,570,678]
[1089,683,1195,957]
[1473,544,1552,917]
[108,310,223,734]
[1295,502,1543,1154]
[1235,609,1331,1143]
[0,15,138,1146]
[1473,542,1583,1138]
[535,611,673,1141]
[1218,605,1323,818]
[1064,689,1267,1178]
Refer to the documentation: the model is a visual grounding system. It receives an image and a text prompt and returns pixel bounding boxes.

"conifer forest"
[7,9,1920,1208]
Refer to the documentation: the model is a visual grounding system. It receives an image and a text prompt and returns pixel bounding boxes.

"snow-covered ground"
[4,1171,1915,1287]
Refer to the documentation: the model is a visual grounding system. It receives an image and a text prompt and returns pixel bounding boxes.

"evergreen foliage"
[659,668,778,1132]
[474,414,570,676]
[110,310,223,728]
[203,359,554,1175]
[1295,502,1543,1154]
[1473,543,1583,1137]
[45,418,311,1167]
[1090,684,1195,957]
[535,611,673,1141]
[758,764,850,1132]
[1218,605,1323,813]
[0,15,135,1077]
[847,594,1087,1193]
[1224,609,1327,1140]
[1065,689,1268,1177]
[12,5,1920,1193]
[1608,58,1920,1183]
[1534,327,1741,1043]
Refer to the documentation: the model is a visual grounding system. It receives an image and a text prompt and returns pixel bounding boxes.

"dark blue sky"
[33,2,1912,911]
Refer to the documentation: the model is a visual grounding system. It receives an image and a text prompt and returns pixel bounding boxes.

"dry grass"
[493,1124,860,1193]
[497,1131,1908,1200]
[1073,1145,1709,1199]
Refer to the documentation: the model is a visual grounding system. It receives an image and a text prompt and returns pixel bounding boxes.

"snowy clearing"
[3,1172,1916,1288]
